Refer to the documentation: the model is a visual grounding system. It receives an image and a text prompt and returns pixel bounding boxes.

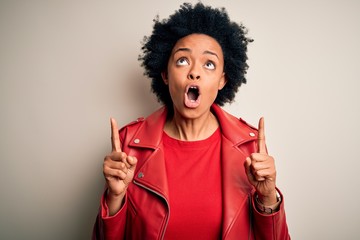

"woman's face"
[163,33,226,119]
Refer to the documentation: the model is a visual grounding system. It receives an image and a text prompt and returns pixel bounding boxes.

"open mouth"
[184,85,201,108]
[187,86,199,102]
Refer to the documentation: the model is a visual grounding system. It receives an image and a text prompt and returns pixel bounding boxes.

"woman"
[93,3,290,239]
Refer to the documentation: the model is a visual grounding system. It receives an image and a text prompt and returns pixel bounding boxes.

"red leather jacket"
[93,104,290,240]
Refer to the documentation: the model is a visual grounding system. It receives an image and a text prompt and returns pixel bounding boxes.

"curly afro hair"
[139,2,252,109]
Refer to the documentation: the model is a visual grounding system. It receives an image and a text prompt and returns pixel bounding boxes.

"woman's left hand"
[244,117,278,205]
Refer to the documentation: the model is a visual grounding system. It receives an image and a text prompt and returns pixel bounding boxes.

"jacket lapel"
[128,107,170,201]
[211,105,258,238]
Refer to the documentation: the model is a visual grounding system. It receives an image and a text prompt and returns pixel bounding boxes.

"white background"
[1,0,359,239]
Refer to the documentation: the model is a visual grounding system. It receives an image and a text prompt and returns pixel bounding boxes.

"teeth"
[187,86,199,101]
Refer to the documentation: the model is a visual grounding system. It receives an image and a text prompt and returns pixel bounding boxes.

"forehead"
[171,34,223,57]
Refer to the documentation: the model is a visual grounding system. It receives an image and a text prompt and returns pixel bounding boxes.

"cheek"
[206,80,224,99]
[203,85,221,103]
[168,78,182,90]
[168,80,183,100]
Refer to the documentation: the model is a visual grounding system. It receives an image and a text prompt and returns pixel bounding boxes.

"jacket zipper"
[133,180,170,240]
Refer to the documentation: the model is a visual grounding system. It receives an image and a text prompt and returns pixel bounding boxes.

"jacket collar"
[129,104,257,149]
[128,107,168,149]
[211,104,258,145]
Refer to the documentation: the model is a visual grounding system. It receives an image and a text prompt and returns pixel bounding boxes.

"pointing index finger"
[110,117,121,152]
[258,117,266,154]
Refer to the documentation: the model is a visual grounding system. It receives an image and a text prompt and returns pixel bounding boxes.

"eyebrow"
[203,50,219,59]
[173,48,219,59]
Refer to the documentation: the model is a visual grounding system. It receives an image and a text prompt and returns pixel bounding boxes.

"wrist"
[107,189,125,199]
[257,190,277,205]
[255,190,281,214]
[106,190,126,216]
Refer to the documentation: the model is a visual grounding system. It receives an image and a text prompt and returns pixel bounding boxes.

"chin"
[173,104,211,120]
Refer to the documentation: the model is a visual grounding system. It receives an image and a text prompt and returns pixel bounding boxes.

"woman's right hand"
[103,118,137,215]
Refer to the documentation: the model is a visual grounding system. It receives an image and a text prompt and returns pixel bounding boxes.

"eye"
[176,57,189,66]
[204,61,215,70]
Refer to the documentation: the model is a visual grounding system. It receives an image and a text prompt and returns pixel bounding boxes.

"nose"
[188,62,201,80]
[188,73,200,80]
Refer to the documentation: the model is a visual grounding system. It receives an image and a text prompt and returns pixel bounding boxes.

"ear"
[218,72,227,90]
[161,71,168,85]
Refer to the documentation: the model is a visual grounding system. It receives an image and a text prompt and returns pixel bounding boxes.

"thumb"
[244,157,257,184]
[244,157,252,176]
[127,156,138,171]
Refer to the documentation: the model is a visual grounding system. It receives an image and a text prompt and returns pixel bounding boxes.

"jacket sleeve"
[92,121,142,240]
[92,190,128,240]
[251,189,290,240]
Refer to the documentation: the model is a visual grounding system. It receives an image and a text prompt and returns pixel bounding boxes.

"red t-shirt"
[163,128,222,240]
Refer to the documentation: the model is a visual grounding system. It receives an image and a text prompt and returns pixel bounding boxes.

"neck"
[164,108,219,141]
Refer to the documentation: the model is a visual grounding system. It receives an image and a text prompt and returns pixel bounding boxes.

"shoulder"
[118,106,167,141]
[120,117,145,131]
[118,117,145,141]
[238,118,258,133]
